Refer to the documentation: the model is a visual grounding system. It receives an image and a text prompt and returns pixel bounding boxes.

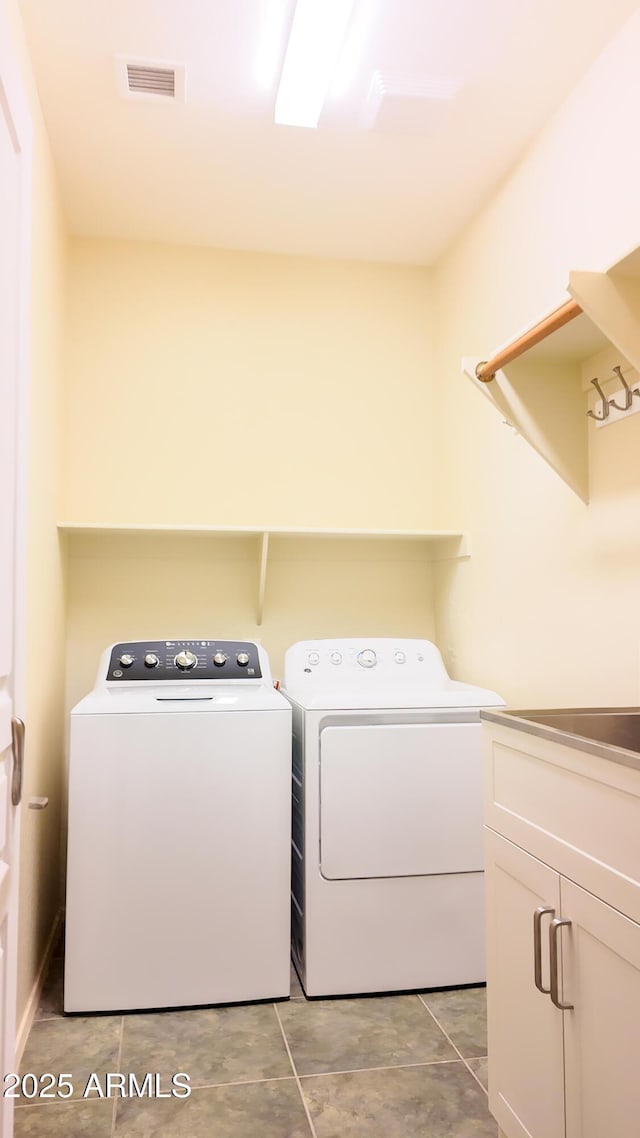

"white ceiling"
[18,0,639,265]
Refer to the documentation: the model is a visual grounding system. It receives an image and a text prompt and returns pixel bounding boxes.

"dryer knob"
[175,650,198,671]
[119,653,135,668]
[236,652,250,666]
[357,649,377,669]
[144,653,160,668]
[213,652,227,667]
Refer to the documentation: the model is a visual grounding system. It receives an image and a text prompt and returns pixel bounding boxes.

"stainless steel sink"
[500,708,640,755]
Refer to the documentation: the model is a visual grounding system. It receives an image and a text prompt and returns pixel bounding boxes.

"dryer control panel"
[283,639,451,705]
[285,639,448,687]
[283,638,504,711]
[106,640,262,681]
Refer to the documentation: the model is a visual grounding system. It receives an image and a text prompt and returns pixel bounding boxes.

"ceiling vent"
[116,58,185,102]
[364,71,460,135]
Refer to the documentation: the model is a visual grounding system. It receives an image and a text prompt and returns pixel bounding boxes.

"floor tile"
[120,1004,292,1086]
[302,1062,498,1137]
[278,994,456,1075]
[420,986,488,1057]
[34,956,64,1021]
[467,1056,489,1091]
[114,1078,312,1137]
[19,1016,122,1103]
[14,1098,113,1136]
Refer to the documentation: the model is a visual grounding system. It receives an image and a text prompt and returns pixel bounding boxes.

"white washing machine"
[65,639,291,1012]
[283,638,504,997]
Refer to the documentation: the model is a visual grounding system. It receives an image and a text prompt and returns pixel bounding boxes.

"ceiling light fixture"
[275,0,355,128]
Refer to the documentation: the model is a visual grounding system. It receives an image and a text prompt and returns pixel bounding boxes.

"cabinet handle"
[549,917,574,1010]
[10,717,25,807]
[533,906,554,993]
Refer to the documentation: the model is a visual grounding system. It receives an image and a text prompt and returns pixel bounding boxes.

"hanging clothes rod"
[475,298,583,383]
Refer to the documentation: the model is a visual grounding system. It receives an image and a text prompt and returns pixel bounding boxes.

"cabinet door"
[561,879,640,1138]
[485,829,565,1138]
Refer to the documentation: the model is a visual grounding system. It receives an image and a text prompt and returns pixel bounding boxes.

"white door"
[319,722,483,879]
[484,829,565,1138]
[0,9,32,1136]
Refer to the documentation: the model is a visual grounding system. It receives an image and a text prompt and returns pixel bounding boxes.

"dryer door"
[319,722,482,880]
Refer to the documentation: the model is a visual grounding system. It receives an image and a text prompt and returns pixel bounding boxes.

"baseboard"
[16,909,63,1063]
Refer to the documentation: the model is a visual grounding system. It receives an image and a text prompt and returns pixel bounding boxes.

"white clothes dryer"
[283,638,504,997]
[65,639,291,1012]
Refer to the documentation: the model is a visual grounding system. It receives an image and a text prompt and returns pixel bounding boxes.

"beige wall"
[62,241,434,530]
[61,241,439,707]
[61,11,640,713]
[432,9,640,706]
[6,0,68,1028]
[65,534,437,711]
[11,0,640,1033]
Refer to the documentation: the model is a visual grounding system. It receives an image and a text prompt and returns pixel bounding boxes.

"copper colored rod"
[475,299,583,383]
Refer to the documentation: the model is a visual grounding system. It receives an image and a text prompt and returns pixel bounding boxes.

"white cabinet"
[485,831,564,1138]
[562,878,640,1138]
[483,720,640,1138]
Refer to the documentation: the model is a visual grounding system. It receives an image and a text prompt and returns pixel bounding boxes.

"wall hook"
[586,377,610,421]
[608,365,634,411]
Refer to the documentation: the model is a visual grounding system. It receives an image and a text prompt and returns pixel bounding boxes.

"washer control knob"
[144,653,160,668]
[175,649,198,671]
[236,652,250,666]
[394,651,406,664]
[307,652,320,666]
[213,652,227,667]
[330,651,342,665]
[119,653,135,668]
[357,649,377,669]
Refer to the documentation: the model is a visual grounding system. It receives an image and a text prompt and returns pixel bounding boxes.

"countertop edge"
[480,708,640,774]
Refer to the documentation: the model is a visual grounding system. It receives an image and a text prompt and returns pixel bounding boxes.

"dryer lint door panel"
[319,723,483,880]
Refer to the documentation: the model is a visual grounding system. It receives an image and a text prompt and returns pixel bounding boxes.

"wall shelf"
[462,244,640,504]
[58,524,470,625]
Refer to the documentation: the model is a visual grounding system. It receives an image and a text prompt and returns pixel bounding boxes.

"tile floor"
[15,937,497,1137]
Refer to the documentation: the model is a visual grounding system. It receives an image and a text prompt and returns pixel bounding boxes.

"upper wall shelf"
[58,523,470,625]
[462,245,640,503]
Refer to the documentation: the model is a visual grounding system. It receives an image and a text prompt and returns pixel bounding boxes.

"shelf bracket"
[462,353,589,504]
[428,533,471,561]
[256,532,269,626]
[569,269,640,377]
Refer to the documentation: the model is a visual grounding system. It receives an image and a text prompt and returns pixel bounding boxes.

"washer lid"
[72,684,289,715]
[283,638,504,710]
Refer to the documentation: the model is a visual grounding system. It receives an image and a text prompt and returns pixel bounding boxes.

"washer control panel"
[107,640,262,681]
